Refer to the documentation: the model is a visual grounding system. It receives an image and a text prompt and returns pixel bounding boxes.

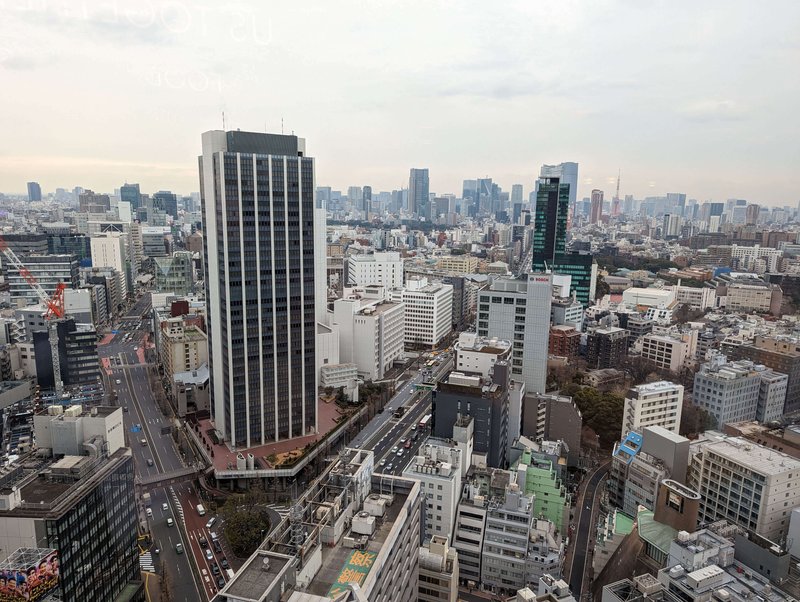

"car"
[379,459,386,466]
[220,557,229,569]
[213,540,223,554]
[199,535,208,547]
[167,517,174,527]
[396,450,403,457]
[145,508,153,518]
[123,407,129,412]
[162,503,168,511]
[386,463,393,471]
[399,438,407,445]
[206,517,216,529]
[134,346,139,350]
[217,577,225,589]
[211,562,220,575]
[175,543,183,554]
[391,446,398,454]
[147,458,154,467]
[115,379,121,385]
[205,548,213,561]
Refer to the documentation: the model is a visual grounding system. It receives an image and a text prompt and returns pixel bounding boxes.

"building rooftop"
[695,436,800,475]
[629,381,682,395]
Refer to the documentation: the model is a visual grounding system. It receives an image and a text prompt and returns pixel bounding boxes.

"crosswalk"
[268,503,290,519]
[139,551,155,573]
[170,487,184,523]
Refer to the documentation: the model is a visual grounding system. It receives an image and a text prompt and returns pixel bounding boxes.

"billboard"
[0,550,59,602]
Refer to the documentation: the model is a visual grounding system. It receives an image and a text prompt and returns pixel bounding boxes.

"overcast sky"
[1,1,798,205]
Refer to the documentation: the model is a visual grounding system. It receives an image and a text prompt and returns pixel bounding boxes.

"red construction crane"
[0,236,67,393]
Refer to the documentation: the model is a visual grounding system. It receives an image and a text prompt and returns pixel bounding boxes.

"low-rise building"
[453,332,511,378]
[548,326,581,362]
[419,536,459,602]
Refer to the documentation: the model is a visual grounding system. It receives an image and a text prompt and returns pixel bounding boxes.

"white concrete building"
[674,285,716,310]
[419,535,459,602]
[693,359,761,428]
[332,292,405,380]
[90,232,128,299]
[623,381,684,435]
[346,251,404,288]
[622,287,676,308]
[402,440,463,542]
[453,332,512,378]
[390,276,453,347]
[730,244,782,273]
[477,274,553,394]
[688,435,800,541]
[639,334,689,373]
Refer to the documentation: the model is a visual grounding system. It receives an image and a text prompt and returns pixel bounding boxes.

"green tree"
[221,490,272,557]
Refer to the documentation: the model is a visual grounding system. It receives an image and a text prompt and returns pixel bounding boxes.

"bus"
[419,414,432,429]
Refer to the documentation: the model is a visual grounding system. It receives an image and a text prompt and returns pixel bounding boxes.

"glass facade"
[45,452,141,601]
[532,177,570,264]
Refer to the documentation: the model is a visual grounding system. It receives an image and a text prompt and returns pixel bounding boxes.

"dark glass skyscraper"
[200,130,319,448]
[27,181,42,201]
[532,176,570,264]
[532,176,597,305]
[409,168,430,219]
[119,183,141,210]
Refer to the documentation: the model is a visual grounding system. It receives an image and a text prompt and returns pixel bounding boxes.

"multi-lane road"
[99,295,207,601]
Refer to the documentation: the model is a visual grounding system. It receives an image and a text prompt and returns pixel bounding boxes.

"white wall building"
[346,251,404,288]
[730,244,782,273]
[402,440,463,542]
[390,276,452,347]
[90,233,128,299]
[332,293,405,381]
[477,274,553,394]
[623,381,684,435]
[674,285,716,310]
[693,359,761,428]
[688,435,800,542]
[639,334,689,373]
[622,287,676,308]
[453,332,512,378]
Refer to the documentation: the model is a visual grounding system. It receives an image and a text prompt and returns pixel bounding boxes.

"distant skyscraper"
[363,185,373,213]
[409,168,430,218]
[152,190,178,219]
[200,130,321,447]
[27,181,42,201]
[746,204,760,225]
[511,184,523,203]
[532,177,570,264]
[119,183,141,210]
[538,163,578,217]
[590,189,604,224]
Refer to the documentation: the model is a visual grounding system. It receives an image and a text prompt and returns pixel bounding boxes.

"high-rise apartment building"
[409,168,430,219]
[200,130,322,447]
[5,254,79,306]
[590,189,604,224]
[477,274,552,394]
[26,181,42,201]
[586,326,629,369]
[623,381,684,435]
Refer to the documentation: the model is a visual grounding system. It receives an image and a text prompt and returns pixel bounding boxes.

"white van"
[197,504,206,516]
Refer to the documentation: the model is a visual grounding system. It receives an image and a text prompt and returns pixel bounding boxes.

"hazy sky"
[1,1,798,205]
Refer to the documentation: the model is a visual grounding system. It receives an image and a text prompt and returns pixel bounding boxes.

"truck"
[142,492,152,507]
[196,504,206,516]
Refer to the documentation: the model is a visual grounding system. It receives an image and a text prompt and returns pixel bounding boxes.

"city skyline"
[1,2,798,205]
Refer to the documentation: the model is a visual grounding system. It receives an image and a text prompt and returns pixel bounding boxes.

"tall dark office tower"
[120,183,141,210]
[590,189,604,224]
[462,180,478,216]
[27,181,42,201]
[152,190,179,219]
[363,185,372,213]
[532,177,570,264]
[409,168,430,218]
[200,130,320,448]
